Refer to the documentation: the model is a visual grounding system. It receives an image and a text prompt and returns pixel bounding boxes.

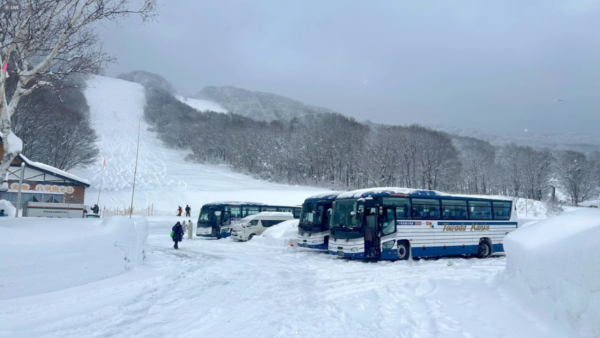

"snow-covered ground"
[175,95,227,113]
[0,225,586,338]
[73,75,328,215]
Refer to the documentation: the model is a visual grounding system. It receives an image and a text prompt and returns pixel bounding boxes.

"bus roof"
[336,187,513,202]
[201,201,300,208]
[202,201,268,207]
[304,192,343,201]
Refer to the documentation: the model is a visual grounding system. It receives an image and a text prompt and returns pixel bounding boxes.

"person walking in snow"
[187,219,194,239]
[177,205,182,216]
[172,221,185,249]
[185,205,191,217]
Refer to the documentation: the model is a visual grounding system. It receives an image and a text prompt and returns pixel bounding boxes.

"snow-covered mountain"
[194,86,337,121]
[432,125,600,153]
[175,95,227,113]
[71,75,328,214]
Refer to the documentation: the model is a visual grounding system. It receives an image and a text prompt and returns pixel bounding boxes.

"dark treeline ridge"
[144,86,600,206]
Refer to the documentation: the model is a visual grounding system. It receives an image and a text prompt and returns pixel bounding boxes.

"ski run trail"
[72,75,327,215]
[1,75,587,337]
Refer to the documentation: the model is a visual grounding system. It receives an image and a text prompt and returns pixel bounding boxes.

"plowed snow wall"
[504,209,600,336]
[0,216,148,300]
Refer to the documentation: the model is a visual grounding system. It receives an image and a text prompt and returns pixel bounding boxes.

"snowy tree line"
[11,76,99,170]
[144,87,600,206]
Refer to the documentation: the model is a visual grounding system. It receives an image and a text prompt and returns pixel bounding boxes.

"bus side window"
[382,209,396,235]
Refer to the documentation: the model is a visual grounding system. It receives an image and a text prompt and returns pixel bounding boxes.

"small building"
[1,154,90,210]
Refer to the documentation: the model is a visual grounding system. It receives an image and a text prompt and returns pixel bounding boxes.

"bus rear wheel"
[477,241,491,258]
[397,241,410,260]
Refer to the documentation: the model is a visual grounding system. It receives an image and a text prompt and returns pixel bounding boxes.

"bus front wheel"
[397,241,410,260]
[248,234,255,241]
[477,241,491,258]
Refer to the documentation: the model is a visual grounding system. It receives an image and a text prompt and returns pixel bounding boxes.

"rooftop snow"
[337,187,512,201]
[305,192,343,200]
[17,154,90,186]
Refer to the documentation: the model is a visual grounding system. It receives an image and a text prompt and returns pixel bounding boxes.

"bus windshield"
[198,206,219,228]
[331,199,362,229]
[299,200,319,230]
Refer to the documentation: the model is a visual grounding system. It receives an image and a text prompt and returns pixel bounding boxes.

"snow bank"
[0,216,148,300]
[250,219,298,248]
[0,199,16,217]
[504,209,600,336]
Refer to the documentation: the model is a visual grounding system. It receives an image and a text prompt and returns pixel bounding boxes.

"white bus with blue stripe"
[197,202,301,239]
[297,193,341,251]
[329,188,517,260]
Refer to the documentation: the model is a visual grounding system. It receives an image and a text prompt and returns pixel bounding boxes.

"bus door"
[316,201,331,231]
[208,208,221,237]
[380,207,397,257]
[363,203,379,259]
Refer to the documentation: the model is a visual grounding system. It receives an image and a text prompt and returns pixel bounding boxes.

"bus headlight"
[350,248,360,252]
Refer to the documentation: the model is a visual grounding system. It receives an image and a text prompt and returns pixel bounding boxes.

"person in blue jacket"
[172,221,185,249]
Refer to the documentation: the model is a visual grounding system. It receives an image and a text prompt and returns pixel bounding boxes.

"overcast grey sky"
[97,0,600,135]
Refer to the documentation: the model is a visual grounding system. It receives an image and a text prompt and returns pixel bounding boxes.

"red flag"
[103,159,106,166]
[2,63,6,72]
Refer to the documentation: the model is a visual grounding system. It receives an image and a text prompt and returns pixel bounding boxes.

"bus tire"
[248,234,255,241]
[477,240,491,258]
[397,240,410,260]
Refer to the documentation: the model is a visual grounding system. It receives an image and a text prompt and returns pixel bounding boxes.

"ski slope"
[72,75,327,214]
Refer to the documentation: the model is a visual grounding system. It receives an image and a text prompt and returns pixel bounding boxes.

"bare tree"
[554,150,595,205]
[0,0,157,188]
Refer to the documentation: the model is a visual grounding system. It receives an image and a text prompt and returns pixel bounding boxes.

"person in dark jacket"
[185,205,191,217]
[172,221,185,249]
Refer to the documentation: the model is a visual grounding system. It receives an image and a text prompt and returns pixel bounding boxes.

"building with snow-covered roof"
[0,151,90,209]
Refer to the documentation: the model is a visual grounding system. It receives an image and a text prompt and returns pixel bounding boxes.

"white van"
[231,212,294,241]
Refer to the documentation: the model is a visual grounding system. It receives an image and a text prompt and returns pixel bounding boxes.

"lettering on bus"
[442,223,490,232]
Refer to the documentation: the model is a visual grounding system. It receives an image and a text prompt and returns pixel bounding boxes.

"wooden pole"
[15,162,25,217]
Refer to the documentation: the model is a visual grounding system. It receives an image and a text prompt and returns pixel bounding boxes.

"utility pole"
[97,159,106,207]
[129,119,141,219]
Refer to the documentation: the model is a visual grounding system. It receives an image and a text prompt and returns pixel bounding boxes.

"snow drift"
[504,209,600,336]
[250,219,298,248]
[0,216,148,300]
[0,199,16,217]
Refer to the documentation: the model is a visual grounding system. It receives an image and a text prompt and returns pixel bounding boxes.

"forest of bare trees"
[143,86,600,206]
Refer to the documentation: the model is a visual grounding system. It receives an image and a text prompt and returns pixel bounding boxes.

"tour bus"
[329,188,517,260]
[296,192,341,251]
[196,202,301,239]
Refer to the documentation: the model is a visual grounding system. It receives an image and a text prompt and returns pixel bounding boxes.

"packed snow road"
[1,235,574,338]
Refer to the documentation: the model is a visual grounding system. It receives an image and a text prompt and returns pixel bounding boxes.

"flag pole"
[97,159,105,207]
[130,119,141,219]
